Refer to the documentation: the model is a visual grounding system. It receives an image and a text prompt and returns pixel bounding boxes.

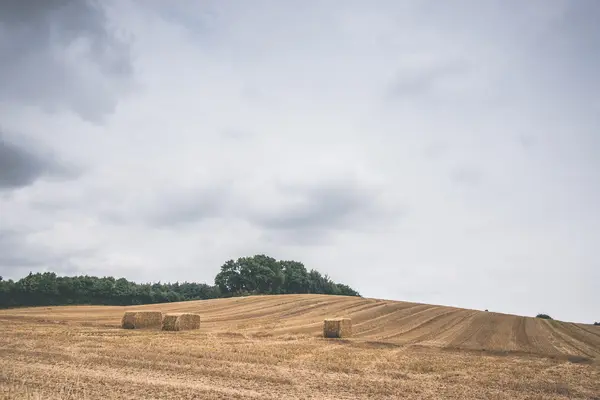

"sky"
[0,0,599,323]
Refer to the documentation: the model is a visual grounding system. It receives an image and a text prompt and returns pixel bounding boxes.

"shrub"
[594,322,599,326]
[536,314,552,320]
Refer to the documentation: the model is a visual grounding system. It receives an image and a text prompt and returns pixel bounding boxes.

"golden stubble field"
[1,294,599,399]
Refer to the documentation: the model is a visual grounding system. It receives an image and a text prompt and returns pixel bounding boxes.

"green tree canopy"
[1,254,359,308]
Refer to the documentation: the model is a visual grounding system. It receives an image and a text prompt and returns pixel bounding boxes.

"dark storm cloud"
[0,0,133,122]
[0,132,77,190]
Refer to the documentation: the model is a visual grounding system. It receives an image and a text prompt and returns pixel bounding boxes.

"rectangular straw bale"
[121,311,137,329]
[162,313,201,331]
[121,311,163,329]
[162,314,179,331]
[323,318,352,338]
[176,313,201,330]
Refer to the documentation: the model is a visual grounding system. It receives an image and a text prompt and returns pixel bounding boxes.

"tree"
[335,283,360,297]
[0,254,360,308]
[238,256,276,293]
[536,314,552,320]
[280,261,310,294]
[253,254,284,293]
[215,255,286,295]
[307,270,342,295]
[215,259,243,295]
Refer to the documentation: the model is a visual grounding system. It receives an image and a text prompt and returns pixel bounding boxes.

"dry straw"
[121,311,163,329]
[323,318,352,338]
[161,314,179,331]
[162,313,201,331]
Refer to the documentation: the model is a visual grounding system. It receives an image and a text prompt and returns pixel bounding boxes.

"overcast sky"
[1,0,598,323]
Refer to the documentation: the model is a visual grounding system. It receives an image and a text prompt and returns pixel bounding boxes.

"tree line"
[0,254,360,308]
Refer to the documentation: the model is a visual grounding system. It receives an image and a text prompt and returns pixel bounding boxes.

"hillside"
[2,294,598,359]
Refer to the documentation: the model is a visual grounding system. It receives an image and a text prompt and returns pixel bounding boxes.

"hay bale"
[161,314,179,331]
[323,318,352,338]
[162,313,201,331]
[176,313,201,330]
[121,311,137,329]
[121,311,163,329]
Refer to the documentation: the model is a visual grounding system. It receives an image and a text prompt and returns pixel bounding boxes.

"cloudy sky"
[1,0,599,323]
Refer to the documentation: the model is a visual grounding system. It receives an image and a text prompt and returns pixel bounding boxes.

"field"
[1,294,598,399]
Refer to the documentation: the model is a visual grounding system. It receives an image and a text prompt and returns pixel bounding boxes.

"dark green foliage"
[280,260,310,294]
[0,272,219,308]
[0,254,359,308]
[536,314,553,320]
[214,254,360,297]
[594,322,599,326]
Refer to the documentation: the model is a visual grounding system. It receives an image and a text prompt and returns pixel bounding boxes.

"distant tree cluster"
[0,272,219,308]
[594,322,600,326]
[214,255,359,297]
[0,255,360,308]
[536,314,552,320]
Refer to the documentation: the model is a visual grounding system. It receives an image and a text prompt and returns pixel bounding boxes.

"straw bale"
[161,314,179,331]
[121,311,163,329]
[161,313,201,331]
[176,313,201,331]
[121,311,137,329]
[323,318,352,338]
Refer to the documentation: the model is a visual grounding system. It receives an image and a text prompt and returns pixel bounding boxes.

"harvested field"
[0,294,598,399]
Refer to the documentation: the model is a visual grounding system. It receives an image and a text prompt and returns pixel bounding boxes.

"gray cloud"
[386,62,467,101]
[0,132,77,190]
[101,182,231,229]
[142,185,230,228]
[450,165,483,187]
[249,176,394,244]
[0,0,133,122]
[0,228,93,279]
[220,128,254,141]
[0,229,40,268]
[423,142,449,159]
[517,134,536,151]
